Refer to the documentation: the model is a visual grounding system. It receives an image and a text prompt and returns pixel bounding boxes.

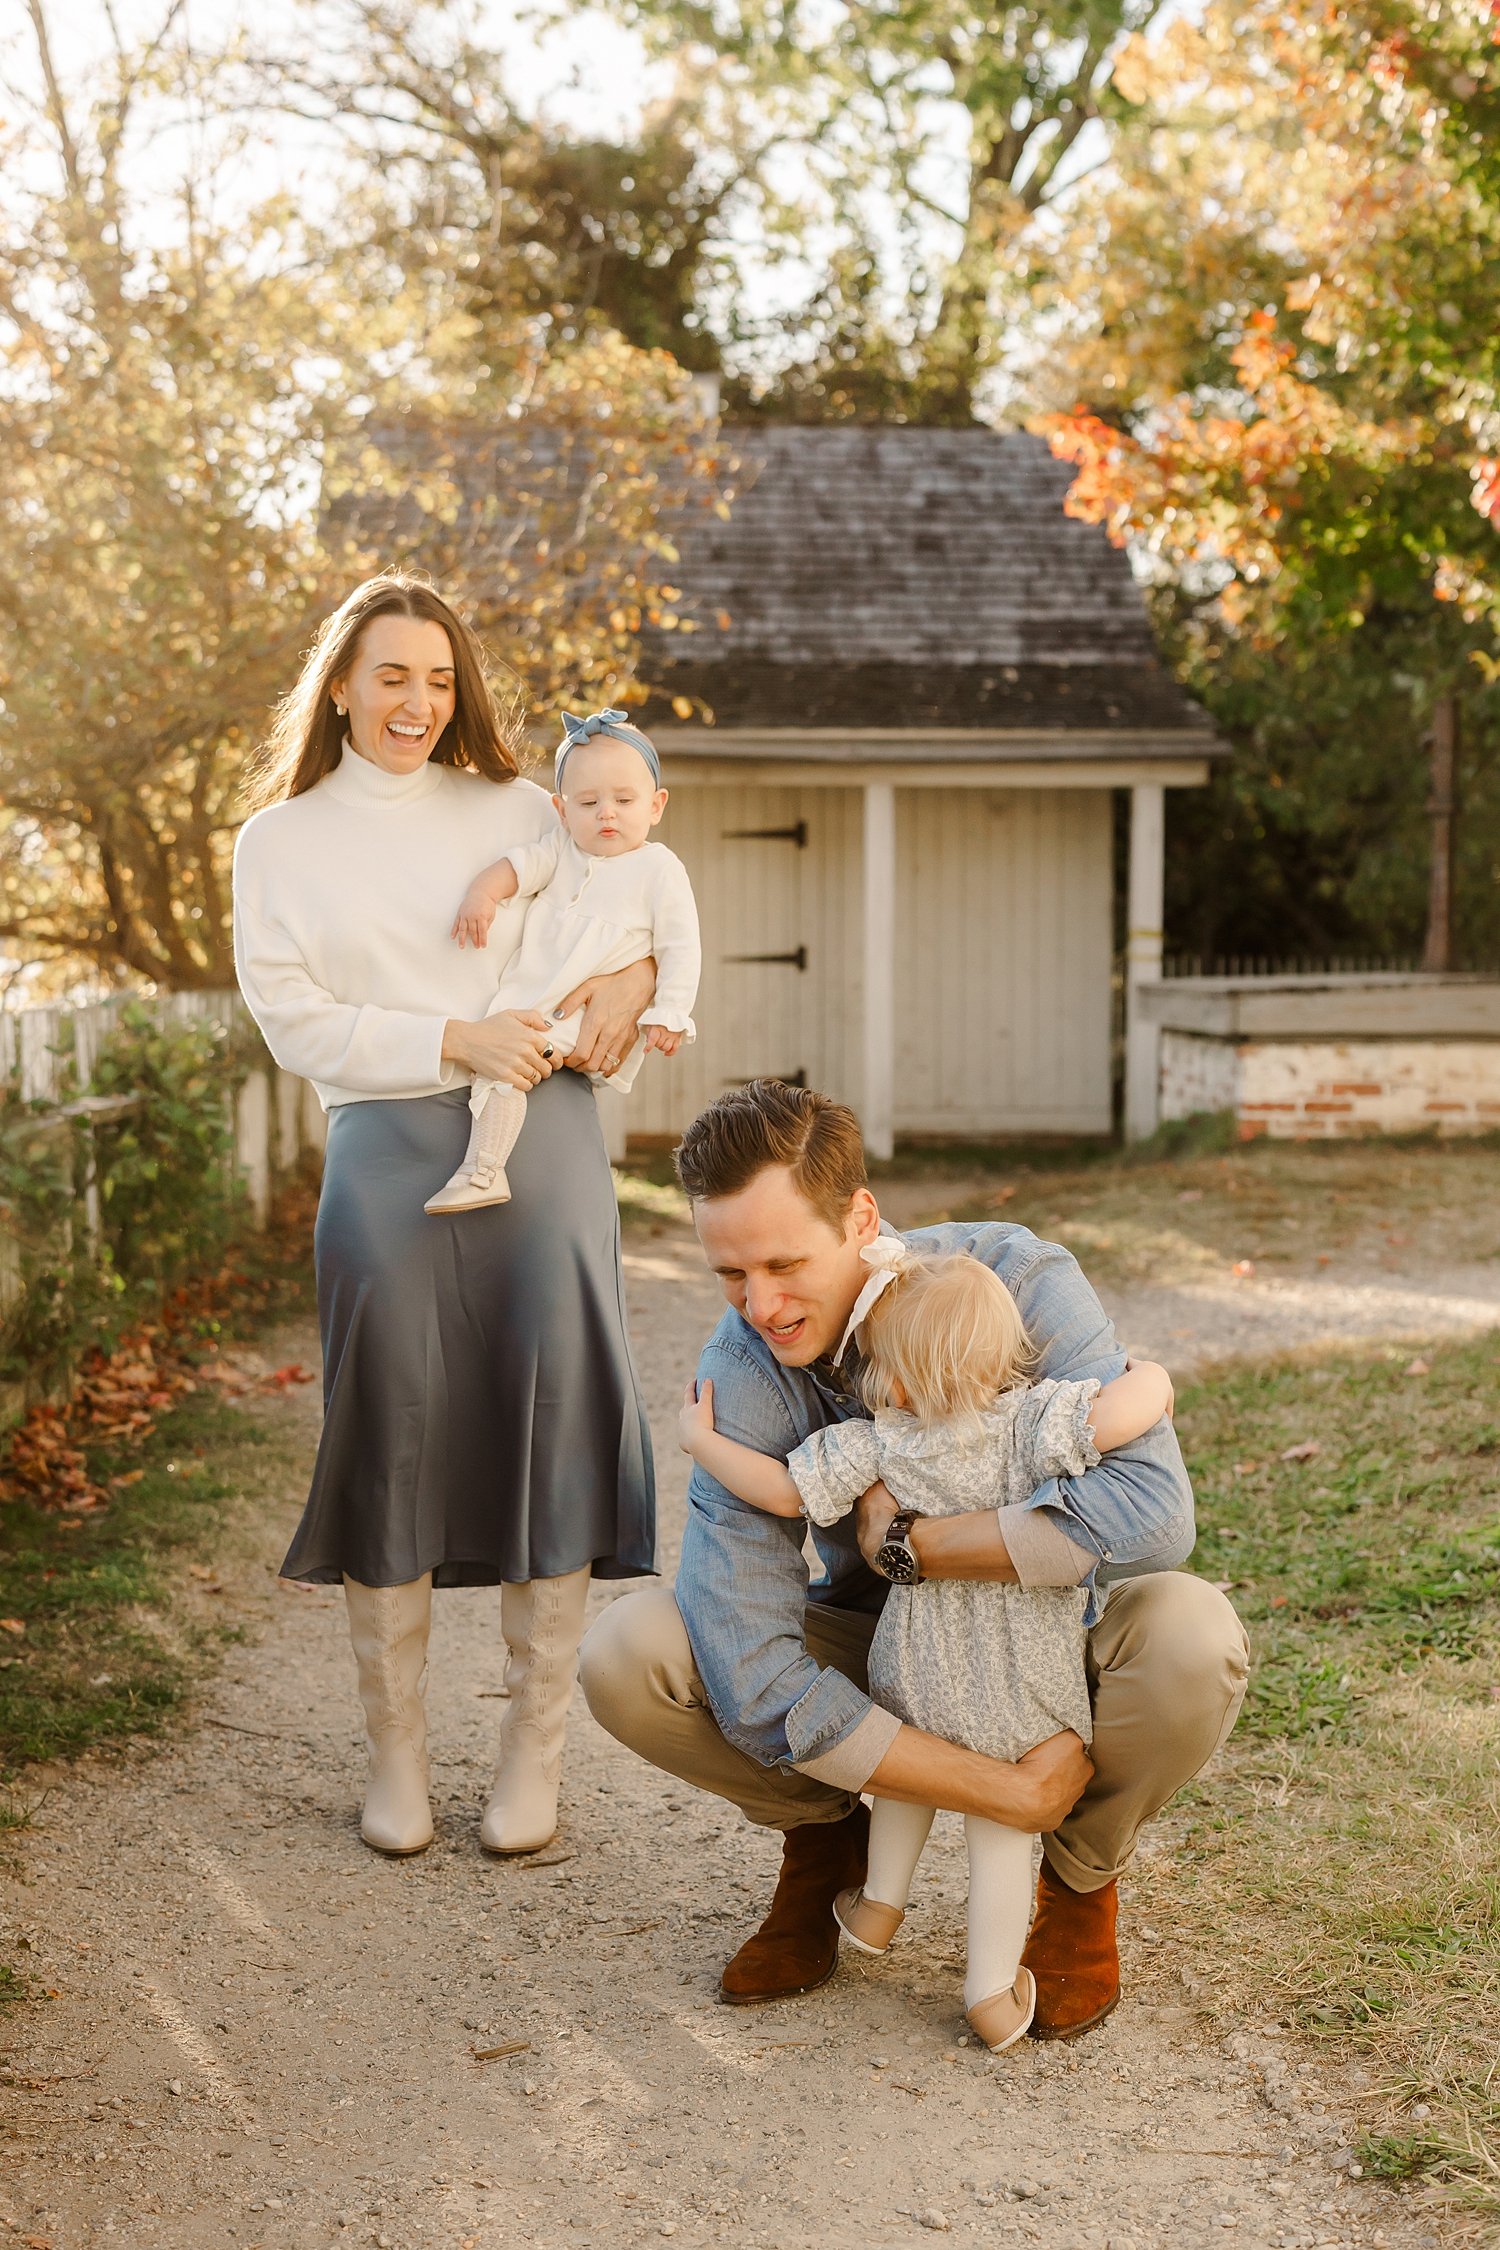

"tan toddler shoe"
[966,1966,1037,2054]
[833,1886,905,1956]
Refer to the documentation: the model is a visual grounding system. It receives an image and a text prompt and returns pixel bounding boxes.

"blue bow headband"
[554,707,662,790]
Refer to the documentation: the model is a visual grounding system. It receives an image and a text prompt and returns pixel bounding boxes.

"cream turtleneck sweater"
[232,744,559,1109]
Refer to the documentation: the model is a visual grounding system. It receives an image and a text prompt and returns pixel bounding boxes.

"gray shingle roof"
[643,427,1217,744]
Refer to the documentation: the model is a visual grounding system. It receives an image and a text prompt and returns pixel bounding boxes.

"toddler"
[679,1239,1173,2051]
[426,709,701,1213]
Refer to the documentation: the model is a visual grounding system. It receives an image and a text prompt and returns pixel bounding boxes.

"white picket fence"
[0,988,323,1235]
[1,991,322,1426]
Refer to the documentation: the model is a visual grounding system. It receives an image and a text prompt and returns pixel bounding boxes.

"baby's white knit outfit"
[429,828,700,1209]
[490,829,700,1092]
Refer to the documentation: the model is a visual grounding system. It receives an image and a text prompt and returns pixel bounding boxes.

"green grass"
[0,1390,275,1776]
[612,1164,691,1230]
[0,1199,317,1783]
[1147,1332,1500,2209]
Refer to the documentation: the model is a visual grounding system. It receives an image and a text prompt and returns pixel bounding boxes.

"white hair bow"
[835,1234,915,1364]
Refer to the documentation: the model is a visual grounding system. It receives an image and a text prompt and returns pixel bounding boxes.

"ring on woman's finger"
[541,1043,555,1061]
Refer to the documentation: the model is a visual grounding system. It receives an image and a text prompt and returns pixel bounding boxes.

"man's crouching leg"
[580,1587,876,2003]
[1023,1571,1250,2042]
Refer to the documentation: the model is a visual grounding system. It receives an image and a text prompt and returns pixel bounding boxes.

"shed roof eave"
[650,725,1228,761]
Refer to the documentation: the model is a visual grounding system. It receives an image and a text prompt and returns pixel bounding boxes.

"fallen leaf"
[1404,1356,1430,1376]
[1280,1441,1322,1463]
[1231,1258,1256,1279]
[985,1185,1018,1209]
[264,1363,315,1388]
[0,1618,25,1636]
[109,1470,145,1489]
[1232,1460,1260,1477]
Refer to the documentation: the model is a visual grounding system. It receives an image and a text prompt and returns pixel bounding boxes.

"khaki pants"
[579,1572,1249,1894]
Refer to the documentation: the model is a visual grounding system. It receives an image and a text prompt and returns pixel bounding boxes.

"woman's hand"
[441,1011,555,1092]
[555,957,657,1077]
[679,1376,716,1458]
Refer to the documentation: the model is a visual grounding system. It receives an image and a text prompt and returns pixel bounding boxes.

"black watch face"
[878,1540,920,1586]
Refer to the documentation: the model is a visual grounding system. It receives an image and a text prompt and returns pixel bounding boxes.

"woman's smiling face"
[334,614,457,773]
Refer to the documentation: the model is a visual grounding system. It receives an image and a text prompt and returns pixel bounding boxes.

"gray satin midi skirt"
[280,1072,656,1588]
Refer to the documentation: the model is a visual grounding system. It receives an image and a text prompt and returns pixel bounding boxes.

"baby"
[425,709,701,1214]
[680,1241,1173,2052]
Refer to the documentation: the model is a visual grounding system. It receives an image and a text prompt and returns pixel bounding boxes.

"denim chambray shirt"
[675,1221,1196,1780]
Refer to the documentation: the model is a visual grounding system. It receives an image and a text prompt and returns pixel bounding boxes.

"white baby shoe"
[424,1099,515,1214]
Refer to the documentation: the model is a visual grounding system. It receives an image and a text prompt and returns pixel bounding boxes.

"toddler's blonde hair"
[858,1253,1035,1423]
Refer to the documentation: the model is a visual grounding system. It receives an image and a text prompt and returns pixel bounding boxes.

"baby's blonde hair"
[859,1254,1035,1423]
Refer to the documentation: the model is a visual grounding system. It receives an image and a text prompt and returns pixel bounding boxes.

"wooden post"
[862,781,896,1161]
[300,1076,328,1161]
[1422,692,1458,974]
[275,1068,302,1173]
[235,1069,272,1227]
[1124,783,1166,1142]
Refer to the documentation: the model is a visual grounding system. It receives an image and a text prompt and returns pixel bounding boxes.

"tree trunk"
[1421,692,1458,973]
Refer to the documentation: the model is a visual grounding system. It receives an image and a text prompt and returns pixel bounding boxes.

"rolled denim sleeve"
[675,1333,885,1776]
[1007,1238,1196,1620]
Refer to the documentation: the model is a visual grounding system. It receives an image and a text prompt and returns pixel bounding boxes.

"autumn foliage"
[1037,0,1500,638]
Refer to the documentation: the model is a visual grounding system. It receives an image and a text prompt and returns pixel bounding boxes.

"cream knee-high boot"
[343,1575,435,1856]
[480,1564,592,1855]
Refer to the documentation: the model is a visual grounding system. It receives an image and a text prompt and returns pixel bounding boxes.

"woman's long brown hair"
[242,573,524,810]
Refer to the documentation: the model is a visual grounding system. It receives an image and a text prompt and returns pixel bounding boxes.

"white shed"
[621,428,1223,1154]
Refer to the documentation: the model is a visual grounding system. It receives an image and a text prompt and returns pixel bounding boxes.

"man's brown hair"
[674,1080,868,1232]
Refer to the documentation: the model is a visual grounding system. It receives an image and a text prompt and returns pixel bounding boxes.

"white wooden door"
[893,787,1113,1134]
[626,784,863,1139]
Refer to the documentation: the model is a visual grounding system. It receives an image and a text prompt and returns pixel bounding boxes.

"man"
[581,1082,1248,2038]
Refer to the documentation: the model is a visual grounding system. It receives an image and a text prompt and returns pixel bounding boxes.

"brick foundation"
[1160,1032,1500,1140]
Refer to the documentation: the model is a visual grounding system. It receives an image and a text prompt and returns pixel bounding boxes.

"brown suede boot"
[1021,1860,1120,2041]
[720,1804,870,2006]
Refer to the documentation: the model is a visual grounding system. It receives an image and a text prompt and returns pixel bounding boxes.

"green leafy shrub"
[0,1005,253,1398]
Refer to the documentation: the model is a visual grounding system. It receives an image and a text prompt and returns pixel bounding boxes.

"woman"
[233,573,656,1860]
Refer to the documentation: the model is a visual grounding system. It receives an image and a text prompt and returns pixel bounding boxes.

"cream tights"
[864,1799,1036,2010]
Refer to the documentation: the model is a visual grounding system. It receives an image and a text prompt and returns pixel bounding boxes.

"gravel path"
[0,1221,1482,2250]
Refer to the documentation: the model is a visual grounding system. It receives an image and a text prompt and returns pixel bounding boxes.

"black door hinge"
[725,947,808,971]
[722,822,809,849]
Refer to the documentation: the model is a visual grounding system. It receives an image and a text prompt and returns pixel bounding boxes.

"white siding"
[626,784,863,1137]
[624,780,1114,1141]
[892,788,1113,1134]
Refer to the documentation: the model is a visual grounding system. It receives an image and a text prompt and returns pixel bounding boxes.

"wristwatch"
[872,1507,926,1586]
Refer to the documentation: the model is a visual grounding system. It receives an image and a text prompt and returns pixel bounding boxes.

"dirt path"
[0,1221,1480,2250]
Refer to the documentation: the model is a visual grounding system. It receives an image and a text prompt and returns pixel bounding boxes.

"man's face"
[693,1166,881,1367]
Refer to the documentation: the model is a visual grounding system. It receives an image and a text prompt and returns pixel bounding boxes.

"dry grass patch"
[1138,1332,1500,2212]
[872,1135,1500,1290]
